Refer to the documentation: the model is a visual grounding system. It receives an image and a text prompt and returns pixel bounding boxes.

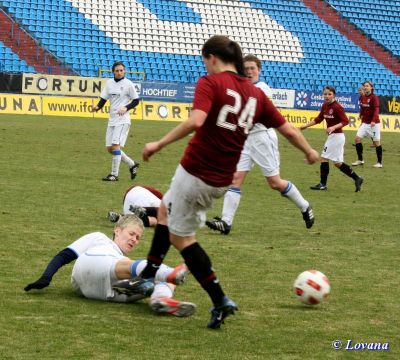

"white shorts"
[163,164,228,237]
[236,128,280,177]
[356,123,381,141]
[71,248,138,303]
[321,133,345,164]
[123,186,162,215]
[106,123,131,147]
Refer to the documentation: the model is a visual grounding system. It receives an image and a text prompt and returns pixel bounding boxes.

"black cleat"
[207,296,238,329]
[129,205,147,219]
[112,277,154,297]
[302,206,315,229]
[206,217,231,235]
[355,177,363,192]
[310,183,327,190]
[129,163,140,180]
[102,174,118,181]
[107,211,121,223]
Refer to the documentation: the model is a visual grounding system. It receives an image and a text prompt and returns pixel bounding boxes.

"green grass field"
[0,114,398,359]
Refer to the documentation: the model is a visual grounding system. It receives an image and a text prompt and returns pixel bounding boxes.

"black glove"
[24,276,51,291]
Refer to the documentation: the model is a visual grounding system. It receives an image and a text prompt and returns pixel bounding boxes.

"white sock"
[281,182,309,212]
[111,149,121,176]
[221,187,241,225]
[150,282,173,301]
[121,150,135,167]
[131,260,173,283]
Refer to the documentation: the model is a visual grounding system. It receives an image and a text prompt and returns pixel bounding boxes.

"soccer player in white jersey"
[92,61,140,181]
[206,55,314,234]
[24,215,195,317]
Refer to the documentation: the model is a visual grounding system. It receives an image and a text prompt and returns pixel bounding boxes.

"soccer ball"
[293,270,330,305]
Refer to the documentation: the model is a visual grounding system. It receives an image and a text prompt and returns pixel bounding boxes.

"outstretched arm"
[24,248,77,291]
[143,109,207,161]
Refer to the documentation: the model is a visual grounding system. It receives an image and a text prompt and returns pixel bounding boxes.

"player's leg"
[116,123,140,179]
[335,162,363,192]
[149,282,196,317]
[372,124,382,167]
[102,126,119,181]
[310,160,329,190]
[352,124,366,165]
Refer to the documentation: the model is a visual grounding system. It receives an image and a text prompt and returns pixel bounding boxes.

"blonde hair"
[115,214,144,232]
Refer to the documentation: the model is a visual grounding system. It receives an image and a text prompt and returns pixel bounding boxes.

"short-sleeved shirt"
[100,77,139,126]
[359,93,380,124]
[180,71,286,187]
[314,101,349,133]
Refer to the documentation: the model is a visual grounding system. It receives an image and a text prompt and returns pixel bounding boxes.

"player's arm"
[143,109,207,161]
[277,122,319,164]
[117,98,140,116]
[24,248,77,291]
[92,98,107,112]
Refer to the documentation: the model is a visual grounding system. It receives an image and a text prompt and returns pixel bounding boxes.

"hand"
[24,276,51,291]
[326,127,335,135]
[117,107,128,116]
[143,141,162,162]
[299,125,307,131]
[304,149,320,164]
[371,122,375,127]
[90,106,99,113]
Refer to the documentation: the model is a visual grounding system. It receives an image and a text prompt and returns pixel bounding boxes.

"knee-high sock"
[356,143,363,161]
[221,187,241,225]
[111,149,121,176]
[281,182,309,212]
[121,150,135,167]
[375,145,382,163]
[320,162,329,185]
[140,224,171,279]
[181,243,225,306]
[339,163,359,180]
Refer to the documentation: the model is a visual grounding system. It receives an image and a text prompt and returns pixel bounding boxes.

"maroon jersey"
[314,101,349,133]
[359,93,380,124]
[180,72,286,187]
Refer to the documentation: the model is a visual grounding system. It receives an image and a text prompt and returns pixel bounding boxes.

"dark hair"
[201,35,244,76]
[324,85,336,95]
[112,61,125,72]
[243,54,262,70]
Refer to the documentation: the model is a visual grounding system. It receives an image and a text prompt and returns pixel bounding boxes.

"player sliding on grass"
[206,54,314,235]
[24,215,195,317]
[123,35,319,329]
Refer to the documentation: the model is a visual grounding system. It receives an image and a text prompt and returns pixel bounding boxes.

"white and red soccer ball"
[293,270,330,305]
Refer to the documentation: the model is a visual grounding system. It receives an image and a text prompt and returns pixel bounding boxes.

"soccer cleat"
[355,177,363,192]
[112,277,154,297]
[107,211,121,223]
[150,297,196,317]
[310,183,327,190]
[129,205,147,219]
[129,163,140,180]
[102,174,118,181]
[207,296,238,329]
[351,160,364,166]
[301,206,315,229]
[166,263,190,285]
[373,162,382,168]
[206,217,231,235]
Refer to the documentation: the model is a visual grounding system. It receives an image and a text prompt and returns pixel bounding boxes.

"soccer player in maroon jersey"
[352,81,382,168]
[301,86,363,192]
[122,35,319,329]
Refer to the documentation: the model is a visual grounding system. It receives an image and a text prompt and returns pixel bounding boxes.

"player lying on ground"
[107,185,163,227]
[24,214,194,317]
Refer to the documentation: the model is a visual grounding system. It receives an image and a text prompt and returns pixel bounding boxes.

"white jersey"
[100,77,139,126]
[67,232,113,257]
[71,233,126,301]
[250,81,275,135]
